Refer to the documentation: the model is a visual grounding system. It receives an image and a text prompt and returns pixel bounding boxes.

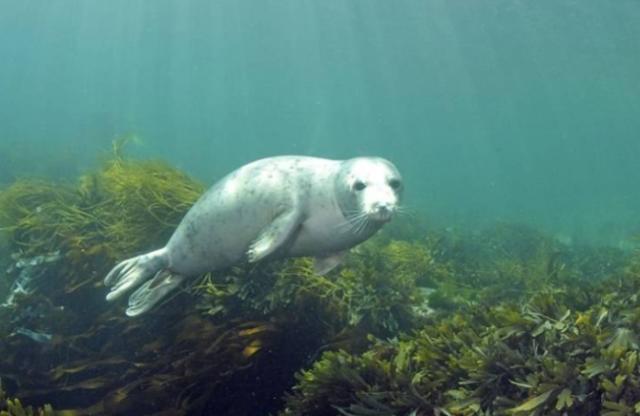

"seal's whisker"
[333,212,368,230]
[395,205,417,219]
[352,212,370,221]
[354,215,370,235]
[351,219,362,235]
[395,204,414,213]
[346,211,369,223]
[343,213,363,234]
[342,216,361,233]
[361,217,371,234]
[354,212,371,230]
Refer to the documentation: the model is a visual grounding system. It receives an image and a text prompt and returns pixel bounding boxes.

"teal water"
[1,0,639,244]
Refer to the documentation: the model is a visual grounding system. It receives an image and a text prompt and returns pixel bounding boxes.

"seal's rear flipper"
[104,248,169,302]
[125,271,186,317]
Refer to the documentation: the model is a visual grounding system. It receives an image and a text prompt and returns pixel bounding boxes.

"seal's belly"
[286,211,368,257]
[166,182,281,275]
[286,228,356,257]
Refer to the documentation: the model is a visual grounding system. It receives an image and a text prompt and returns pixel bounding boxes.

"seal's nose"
[377,203,390,214]
[373,202,394,220]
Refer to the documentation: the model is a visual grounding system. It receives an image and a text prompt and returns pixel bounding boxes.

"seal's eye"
[353,180,366,191]
[388,179,402,190]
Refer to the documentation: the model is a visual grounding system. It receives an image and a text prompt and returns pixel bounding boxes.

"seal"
[104,156,403,316]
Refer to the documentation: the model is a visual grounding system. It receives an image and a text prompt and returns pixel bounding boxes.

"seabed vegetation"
[1,142,639,415]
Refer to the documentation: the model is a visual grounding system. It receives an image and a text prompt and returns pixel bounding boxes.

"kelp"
[0,138,203,264]
[281,236,640,416]
[416,223,629,315]
[194,237,434,346]
[0,380,54,416]
[0,141,433,414]
[1,140,638,415]
[92,139,203,258]
[0,141,289,414]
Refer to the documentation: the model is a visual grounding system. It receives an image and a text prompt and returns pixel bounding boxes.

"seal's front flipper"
[104,248,169,302]
[126,270,186,317]
[313,251,347,275]
[247,209,301,263]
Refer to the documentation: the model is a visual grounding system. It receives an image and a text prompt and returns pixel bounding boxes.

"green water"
[1,0,639,244]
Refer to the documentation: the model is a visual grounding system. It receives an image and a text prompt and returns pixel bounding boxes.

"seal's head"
[335,157,403,228]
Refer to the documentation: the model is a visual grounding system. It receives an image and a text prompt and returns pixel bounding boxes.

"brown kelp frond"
[0,380,54,416]
[195,238,434,341]
[1,309,280,414]
[282,251,640,416]
[0,180,80,256]
[0,142,242,414]
[0,141,203,272]
[0,146,208,369]
[94,156,203,258]
[1,143,637,415]
[417,223,630,315]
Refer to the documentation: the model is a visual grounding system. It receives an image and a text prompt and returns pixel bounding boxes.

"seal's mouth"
[369,203,395,222]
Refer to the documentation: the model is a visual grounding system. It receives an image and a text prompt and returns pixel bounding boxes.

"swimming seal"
[104,156,403,316]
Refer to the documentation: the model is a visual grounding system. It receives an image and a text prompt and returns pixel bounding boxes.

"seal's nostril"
[376,203,392,215]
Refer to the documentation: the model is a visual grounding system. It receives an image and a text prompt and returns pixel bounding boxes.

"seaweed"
[0,141,432,414]
[281,233,640,416]
[0,140,276,414]
[0,139,202,258]
[194,237,435,347]
[0,380,54,416]
[1,141,638,415]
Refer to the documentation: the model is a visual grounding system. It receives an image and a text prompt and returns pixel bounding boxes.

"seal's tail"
[104,248,185,316]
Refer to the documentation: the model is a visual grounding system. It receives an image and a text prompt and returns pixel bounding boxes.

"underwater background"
[1,0,640,244]
[1,1,640,415]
